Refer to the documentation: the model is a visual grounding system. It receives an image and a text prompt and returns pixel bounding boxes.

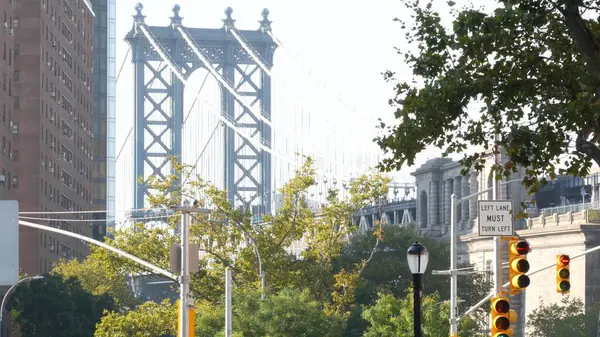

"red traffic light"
[513,241,530,255]
[558,254,570,266]
[493,299,510,313]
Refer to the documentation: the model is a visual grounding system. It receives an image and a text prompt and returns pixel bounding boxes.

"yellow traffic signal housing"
[556,254,571,293]
[491,296,513,337]
[508,239,531,292]
[177,304,195,337]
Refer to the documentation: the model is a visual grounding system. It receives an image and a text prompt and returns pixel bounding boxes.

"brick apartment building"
[0,0,18,332]
[12,0,96,277]
[0,0,108,335]
[0,2,17,204]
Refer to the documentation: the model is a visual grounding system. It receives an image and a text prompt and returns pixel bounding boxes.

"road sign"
[478,200,514,236]
[0,200,18,286]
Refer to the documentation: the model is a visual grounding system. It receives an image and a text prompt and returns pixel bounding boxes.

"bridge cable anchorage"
[138,24,355,183]
[19,219,177,281]
[266,30,374,125]
[229,28,362,176]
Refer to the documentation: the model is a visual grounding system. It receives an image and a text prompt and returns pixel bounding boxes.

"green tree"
[194,300,226,336]
[56,157,391,336]
[527,296,599,337]
[94,300,177,337]
[362,291,480,337]
[337,225,490,336]
[376,0,600,192]
[107,158,393,306]
[52,246,138,309]
[8,274,115,337]
[233,288,344,337]
[193,288,344,337]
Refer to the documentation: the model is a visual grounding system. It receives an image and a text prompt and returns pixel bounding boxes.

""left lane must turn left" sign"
[477,200,514,236]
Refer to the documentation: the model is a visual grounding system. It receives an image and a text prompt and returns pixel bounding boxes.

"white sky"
[113,0,483,210]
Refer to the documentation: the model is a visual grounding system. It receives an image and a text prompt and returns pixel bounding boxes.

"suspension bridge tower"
[125,4,275,214]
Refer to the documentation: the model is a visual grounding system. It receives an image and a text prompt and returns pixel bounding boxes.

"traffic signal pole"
[179,211,190,337]
[492,133,503,299]
[450,194,458,337]
[174,205,211,337]
[440,178,524,336]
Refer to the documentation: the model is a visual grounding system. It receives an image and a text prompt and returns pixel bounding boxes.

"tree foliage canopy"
[527,296,600,337]
[8,274,115,337]
[94,300,177,337]
[376,0,600,191]
[362,291,480,337]
[9,158,490,336]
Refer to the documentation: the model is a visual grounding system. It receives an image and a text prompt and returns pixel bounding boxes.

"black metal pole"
[413,273,423,337]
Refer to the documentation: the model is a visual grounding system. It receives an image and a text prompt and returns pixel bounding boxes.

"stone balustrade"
[526,209,592,229]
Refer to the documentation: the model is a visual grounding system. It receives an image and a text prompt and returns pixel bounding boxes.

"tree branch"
[275,195,300,248]
[358,200,383,276]
[214,205,264,297]
[575,131,600,166]
[197,247,240,273]
[560,3,600,81]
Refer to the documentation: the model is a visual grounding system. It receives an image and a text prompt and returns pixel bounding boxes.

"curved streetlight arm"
[0,275,44,333]
[18,220,176,281]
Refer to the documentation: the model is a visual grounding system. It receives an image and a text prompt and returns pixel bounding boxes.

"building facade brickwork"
[13,0,95,276]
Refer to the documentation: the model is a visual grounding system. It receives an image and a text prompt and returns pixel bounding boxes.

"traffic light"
[491,296,513,337]
[556,254,570,293]
[508,239,531,292]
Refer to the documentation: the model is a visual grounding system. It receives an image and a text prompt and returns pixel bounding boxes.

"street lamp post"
[407,241,429,337]
[0,276,44,337]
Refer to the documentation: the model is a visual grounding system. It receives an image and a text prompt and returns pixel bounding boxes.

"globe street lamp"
[0,276,44,337]
[407,241,429,337]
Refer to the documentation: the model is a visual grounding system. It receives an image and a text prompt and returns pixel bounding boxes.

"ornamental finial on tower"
[223,7,235,28]
[133,3,145,23]
[259,8,272,32]
[170,4,183,25]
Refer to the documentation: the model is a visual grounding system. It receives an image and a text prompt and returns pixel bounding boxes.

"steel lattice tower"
[125,4,275,214]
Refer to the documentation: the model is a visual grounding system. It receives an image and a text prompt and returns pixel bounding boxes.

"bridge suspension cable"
[266,30,374,125]
[229,27,365,176]
[138,24,356,182]
[175,25,356,176]
[114,48,133,163]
